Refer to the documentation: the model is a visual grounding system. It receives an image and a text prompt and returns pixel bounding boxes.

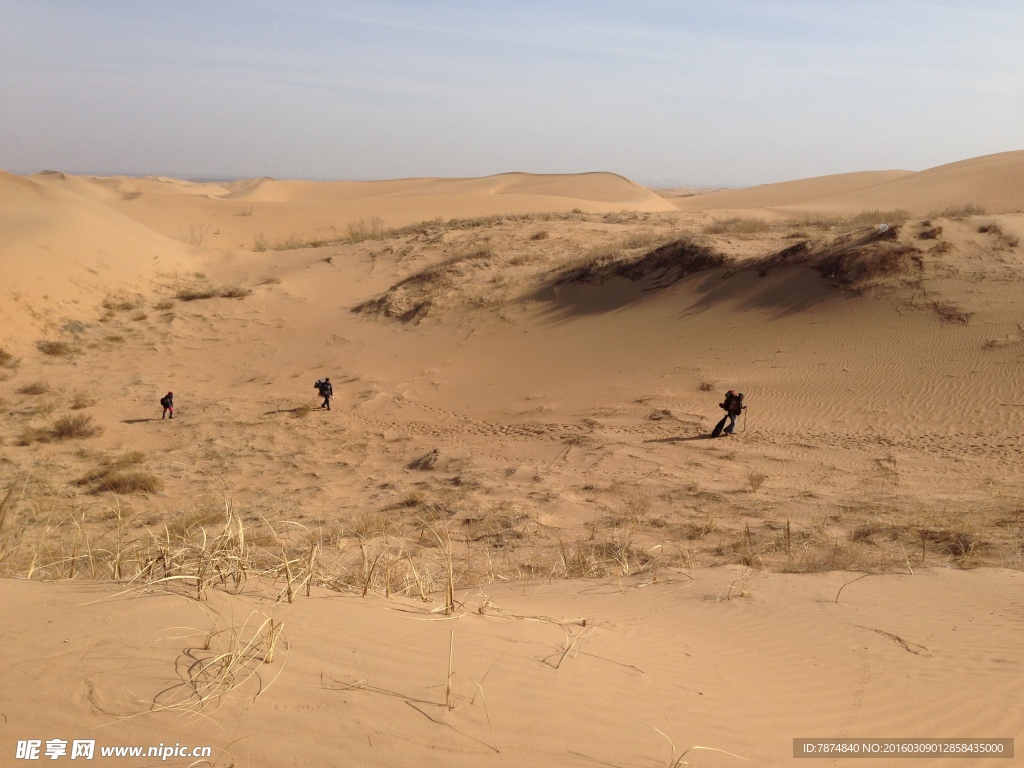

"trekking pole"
[743,406,748,432]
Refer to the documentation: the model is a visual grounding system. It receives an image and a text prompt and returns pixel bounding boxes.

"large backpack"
[314,378,325,394]
[160,395,170,408]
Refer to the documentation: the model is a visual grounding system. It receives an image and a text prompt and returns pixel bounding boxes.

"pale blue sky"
[2,1,1021,185]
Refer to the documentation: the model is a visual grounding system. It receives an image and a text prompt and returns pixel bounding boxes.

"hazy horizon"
[2,1,1022,187]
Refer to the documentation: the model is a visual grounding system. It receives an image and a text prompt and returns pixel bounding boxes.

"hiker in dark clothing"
[160,391,174,419]
[712,390,744,437]
[316,378,333,411]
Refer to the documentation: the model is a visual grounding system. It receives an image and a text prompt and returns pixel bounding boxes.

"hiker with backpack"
[711,389,744,437]
[315,378,333,411]
[160,391,174,419]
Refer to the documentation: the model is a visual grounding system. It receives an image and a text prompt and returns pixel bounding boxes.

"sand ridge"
[676,151,1024,217]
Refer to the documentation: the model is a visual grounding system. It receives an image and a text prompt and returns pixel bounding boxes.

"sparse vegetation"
[76,452,161,495]
[102,293,144,312]
[19,414,103,444]
[183,222,211,246]
[703,217,772,235]
[0,347,18,369]
[346,217,387,243]
[930,203,986,219]
[929,300,971,325]
[70,392,97,410]
[175,282,251,301]
[36,340,74,357]
[16,381,49,396]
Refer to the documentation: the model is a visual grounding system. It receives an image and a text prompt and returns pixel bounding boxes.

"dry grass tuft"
[218,285,252,299]
[37,340,75,357]
[52,414,104,440]
[70,392,98,410]
[931,203,986,219]
[977,223,1019,249]
[76,452,161,495]
[102,293,145,312]
[17,381,49,396]
[346,217,388,243]
[175,283,252,301]
[747,472,767,493]
[703,217,772,235]
[929,300,972,325]
[19,414,104,444]
[0,347,18,370]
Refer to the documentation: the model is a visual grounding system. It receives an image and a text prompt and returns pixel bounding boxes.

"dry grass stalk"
[154,607,287,717]
[445,630,455,710]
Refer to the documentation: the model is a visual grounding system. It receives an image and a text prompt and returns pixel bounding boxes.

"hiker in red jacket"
[160,391,174,419]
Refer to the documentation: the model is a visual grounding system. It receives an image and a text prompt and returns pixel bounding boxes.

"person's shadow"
[644,435,711,444]
[122,418,159,424]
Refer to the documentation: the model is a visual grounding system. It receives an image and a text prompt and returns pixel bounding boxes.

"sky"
[1,1,1022,186]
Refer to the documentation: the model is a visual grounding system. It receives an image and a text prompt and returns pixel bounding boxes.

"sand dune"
[21,171,676,252]
[0,172,195,345]
[1,153,1023,767]
[677,151,1024,216]
[672,169,913,211]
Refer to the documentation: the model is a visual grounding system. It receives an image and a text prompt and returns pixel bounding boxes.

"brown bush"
[51,414,103,440]
[37,340,75,357]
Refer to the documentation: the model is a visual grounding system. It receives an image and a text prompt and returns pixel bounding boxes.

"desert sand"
[1,153,1023,766]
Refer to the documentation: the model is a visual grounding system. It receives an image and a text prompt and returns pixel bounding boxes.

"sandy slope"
[2,569,1021,768]
[2,154,1024,767]
[0,172,195,347]
[676,151,1024,217]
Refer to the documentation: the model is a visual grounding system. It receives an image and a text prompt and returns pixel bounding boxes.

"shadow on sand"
[121,418,159,424]
[644,434,713,444]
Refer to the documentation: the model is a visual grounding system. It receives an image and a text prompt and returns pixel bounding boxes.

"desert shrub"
[346,217,388,243]
[175,286,218,301]
[17,381,49,395]
[154,299,175,311]
[37,340,74,357]
[77,454,162,494]
[70,392,97,410]
[0,347,18,369]
[102,293,144,312]
[931,203,986,219]
[748,472,767,492]
[530,230,549,240]
[175,283,251,301]
[252,233,269,252]
[183,222,210,246]
[51,414,103,440]
[846,209,913,226]
[929,300,971,324]
[704,217,772,235]
[96,472,162,494]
